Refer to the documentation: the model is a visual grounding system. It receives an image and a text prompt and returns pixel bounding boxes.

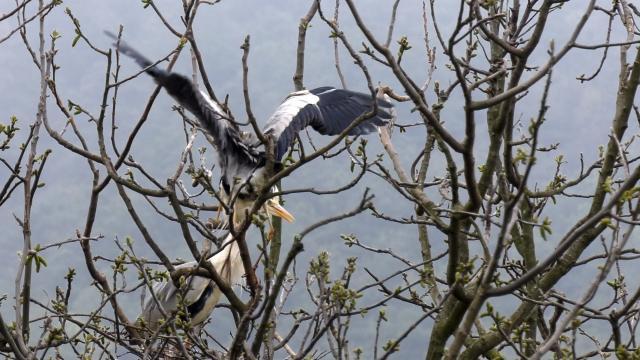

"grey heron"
[109,34,392,335]
[110,34,393,220]
[140,233,243,331]
[141,197,292,332]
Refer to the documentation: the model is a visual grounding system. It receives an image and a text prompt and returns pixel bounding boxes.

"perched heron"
[140,233,242,331]
[110,35,393,219]
[111,35,393,333]
[141,197,292,332]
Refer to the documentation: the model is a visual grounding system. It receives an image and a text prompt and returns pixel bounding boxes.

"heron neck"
[215,233,244,284]
[219,233,239,252]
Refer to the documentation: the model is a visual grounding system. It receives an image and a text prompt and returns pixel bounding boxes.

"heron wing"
[109,33,263,175]
[140,261,213,330]
[262,87,393,160]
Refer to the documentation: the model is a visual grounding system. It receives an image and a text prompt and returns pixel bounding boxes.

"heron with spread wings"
[111,34,393,224]
[111,35,393,332]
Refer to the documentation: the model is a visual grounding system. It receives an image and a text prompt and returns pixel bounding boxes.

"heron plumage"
[110,34,392,331]
[107,33,264,197]
[263,87,393,160]
[140,234,243,331]
[109,34,393,179]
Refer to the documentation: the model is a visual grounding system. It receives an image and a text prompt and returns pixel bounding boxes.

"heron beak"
[267,202,295,223]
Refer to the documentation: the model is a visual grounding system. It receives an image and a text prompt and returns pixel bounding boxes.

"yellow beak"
[266,201,295,223]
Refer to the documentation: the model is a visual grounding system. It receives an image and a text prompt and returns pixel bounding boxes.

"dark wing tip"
[104,30,117,41]
[310,86,394,108]
[105,31,159,74]
[314,88,395,134]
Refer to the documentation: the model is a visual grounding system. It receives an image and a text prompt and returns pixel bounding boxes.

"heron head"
[264,196,295,223]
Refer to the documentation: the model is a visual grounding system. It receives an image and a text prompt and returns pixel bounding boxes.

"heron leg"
[266,214,276,242]
[267,227,276,243]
